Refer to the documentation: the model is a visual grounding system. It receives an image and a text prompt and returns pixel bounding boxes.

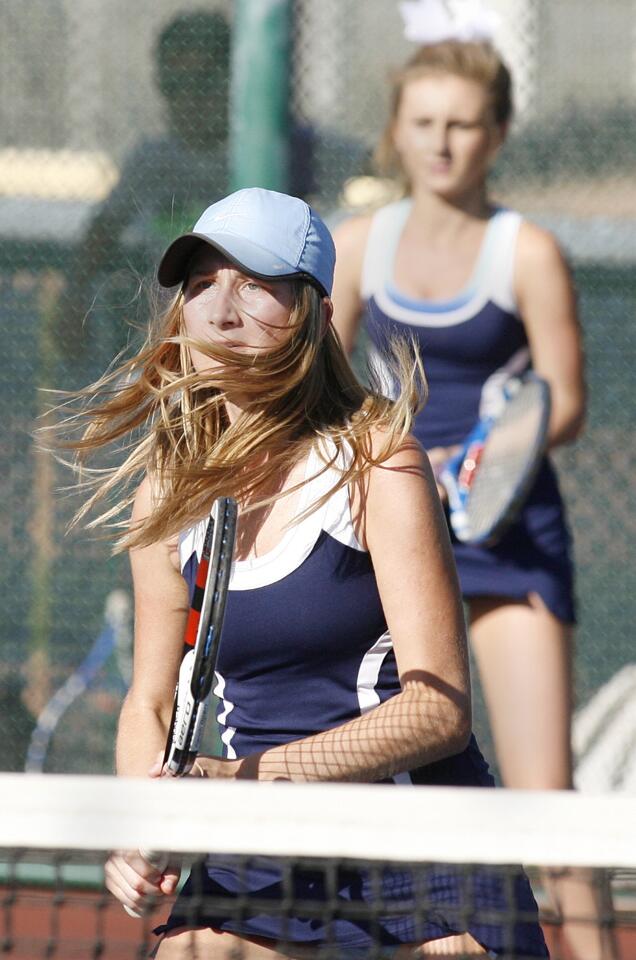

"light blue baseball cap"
[157,187,335,296]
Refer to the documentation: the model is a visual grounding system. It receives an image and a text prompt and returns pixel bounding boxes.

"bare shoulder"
[361,429,452,562]
[514,220,575,314]
[516,219,570,273]
[332,214,374,275]
[365,429,432,503]
[350,430,428,515]
[331,214,376,347]
[332,212,375,251]
[130,475,181,572]
[370,428,427,470]
[131,474,154,523]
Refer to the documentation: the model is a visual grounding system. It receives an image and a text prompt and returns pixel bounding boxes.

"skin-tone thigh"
[466,599,622,959]
[155,929,293,960]
[467,594,573,790]
[155,928,488,958]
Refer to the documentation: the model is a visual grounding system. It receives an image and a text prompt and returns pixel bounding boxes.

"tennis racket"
[124,495,237,917]
[440,374,551,546]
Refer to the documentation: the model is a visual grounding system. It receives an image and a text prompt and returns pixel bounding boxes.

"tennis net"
[0,774,634,959]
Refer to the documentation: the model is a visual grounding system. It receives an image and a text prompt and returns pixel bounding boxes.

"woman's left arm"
[198,438,472,783]
[515,221,586,447]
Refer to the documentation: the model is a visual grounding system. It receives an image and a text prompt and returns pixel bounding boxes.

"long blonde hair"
[58,278,426,550]
[376,40,513,187]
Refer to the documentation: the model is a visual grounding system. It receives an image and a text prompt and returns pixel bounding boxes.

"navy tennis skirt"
[155,740,548,957]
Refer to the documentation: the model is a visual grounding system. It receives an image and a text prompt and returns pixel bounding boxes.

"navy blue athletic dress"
[155,443,548,957]
[361,200,575,625]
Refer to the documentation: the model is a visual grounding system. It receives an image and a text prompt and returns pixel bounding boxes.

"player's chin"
[427,177,474,201]
[190,355,227,376]
[191,344,273,371]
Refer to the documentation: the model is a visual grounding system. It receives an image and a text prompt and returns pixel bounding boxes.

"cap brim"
[157,232,321,291]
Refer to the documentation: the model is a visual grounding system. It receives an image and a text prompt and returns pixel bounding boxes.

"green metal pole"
[230,0,292,192]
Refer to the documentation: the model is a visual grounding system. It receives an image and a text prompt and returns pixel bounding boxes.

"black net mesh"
[1,848,634,959]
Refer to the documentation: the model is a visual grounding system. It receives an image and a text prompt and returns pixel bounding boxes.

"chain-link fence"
[1,1,634,781]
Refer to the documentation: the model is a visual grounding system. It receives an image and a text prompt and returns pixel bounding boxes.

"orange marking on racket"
[458,442,484,491]
[183,555,210,647]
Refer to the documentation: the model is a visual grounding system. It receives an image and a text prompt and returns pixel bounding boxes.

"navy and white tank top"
[362,199,530,449]
[179,440,492,787]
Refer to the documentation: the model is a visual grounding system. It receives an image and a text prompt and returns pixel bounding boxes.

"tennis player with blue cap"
[70,186,549,958]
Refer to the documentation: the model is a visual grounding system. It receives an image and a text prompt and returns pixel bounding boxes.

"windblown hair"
[375,40,513,186]
[58,279,426,552]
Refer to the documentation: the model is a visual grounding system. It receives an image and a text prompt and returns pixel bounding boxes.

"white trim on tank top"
[213,671,238,759]
[178,439,364,591]
[355,627,413,786]
[360,198,523,327]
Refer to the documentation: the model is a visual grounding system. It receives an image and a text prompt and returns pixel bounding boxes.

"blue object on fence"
[24,591,131,773]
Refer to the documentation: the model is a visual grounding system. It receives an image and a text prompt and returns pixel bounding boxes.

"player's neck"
[234,454,310,561]
[224,396,248,425]
[409,185,492,232]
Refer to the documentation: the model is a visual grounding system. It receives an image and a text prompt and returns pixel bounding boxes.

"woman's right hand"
[105,750,180,915]
[105,848,180,917]
[426,446,461,503]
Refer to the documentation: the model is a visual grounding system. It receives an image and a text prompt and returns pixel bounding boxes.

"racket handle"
[123,849,170,919]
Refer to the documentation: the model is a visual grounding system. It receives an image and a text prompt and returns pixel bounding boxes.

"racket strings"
[460,377,550,544]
